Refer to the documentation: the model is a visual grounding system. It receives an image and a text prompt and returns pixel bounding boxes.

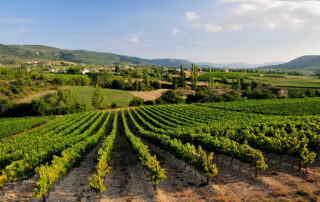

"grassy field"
[67,86,133,109]
[250,75,320,88]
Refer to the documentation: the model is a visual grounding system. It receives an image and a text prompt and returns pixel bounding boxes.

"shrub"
[0,99,12,115]
[155,98,165,105]
[297,188,310,196]
[129,97,144,106]
[144,100,155,105]
[112,79,125,90]
[110,103,119,108]
[160,90,184,104]
[92,87,108,109]
[223,90,241,101]
[30,100,51,116]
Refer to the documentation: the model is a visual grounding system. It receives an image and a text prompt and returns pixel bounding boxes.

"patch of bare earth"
[99,112,154,202]
[259,154,320,201]
[0,175,40,201]
[130,89,168,101]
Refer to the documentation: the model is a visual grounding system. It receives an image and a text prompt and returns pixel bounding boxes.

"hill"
[148,59,192,67]
[260,55,320,72]
[196,62,282,68]
[0,43,192,67]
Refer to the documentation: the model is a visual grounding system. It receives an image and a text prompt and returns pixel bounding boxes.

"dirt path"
[99,112,154,202]
[15,89,56,103]
[46,112,115,201]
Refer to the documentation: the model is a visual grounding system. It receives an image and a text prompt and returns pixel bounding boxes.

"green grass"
[250,75,320,88]
[67,86,133,109]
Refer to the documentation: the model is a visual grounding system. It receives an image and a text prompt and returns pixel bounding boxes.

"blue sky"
[1,0,320,63]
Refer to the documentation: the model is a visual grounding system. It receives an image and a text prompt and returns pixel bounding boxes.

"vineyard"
[0,116,54,138]
[197,97,320,115]
[0,101,320,201]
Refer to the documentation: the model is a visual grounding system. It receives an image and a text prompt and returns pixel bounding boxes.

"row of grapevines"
[141,106,317,169]
[89,111,118,193]
[0,112,105,189]
[0,116,54,138]
[122,110,166,188]
[131,108,267,175]
[126,109,218,182]
[0,112,96,169]
[33,111,112,198]
[197,98,320,116]
[0,112,91,154]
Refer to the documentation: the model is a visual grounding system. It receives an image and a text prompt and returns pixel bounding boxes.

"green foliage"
[30,100,51,116]
[159,90,184,104]
[0,116,54,138]
[67,86,133,109]
[179,65,186,88]
[42,89,86,114]
[191,64,199,90]
[122,110,167,186]
[128,109,218,177]
[89,111,117,193]
[33,112,110,198]
[0,112,104,189]
[200,98,320,116]
[92,86,107,109]
[297,188,311,196]
[129,96,144,106]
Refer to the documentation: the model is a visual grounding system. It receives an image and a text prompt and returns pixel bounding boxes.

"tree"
[30,100,50,116]
[208,73,214,89]
[133,80,140,91]
[143,67,150,89]
[92,86,107,109]
[191,64,199,90]
[0,99,12,115]
[160,90,184,104]
[179,65,186,88]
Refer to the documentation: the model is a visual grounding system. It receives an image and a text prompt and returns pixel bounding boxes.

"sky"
[1,0,320,64]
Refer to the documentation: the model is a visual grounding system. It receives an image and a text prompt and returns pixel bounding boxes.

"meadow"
[67,86,134,109]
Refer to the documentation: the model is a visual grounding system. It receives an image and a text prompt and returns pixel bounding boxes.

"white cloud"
[129,34,139,43]
[204,23,223,33]
[219,0,320,30]
[172,28,180,35]
[185,12,201,22]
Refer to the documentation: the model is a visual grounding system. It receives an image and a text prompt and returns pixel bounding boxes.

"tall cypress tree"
[179,65,186,88]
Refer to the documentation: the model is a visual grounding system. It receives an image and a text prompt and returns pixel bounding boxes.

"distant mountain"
[147,59,192,67]
[260,55,320,72]
[196,62,282,69]
[0,43,191,67]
